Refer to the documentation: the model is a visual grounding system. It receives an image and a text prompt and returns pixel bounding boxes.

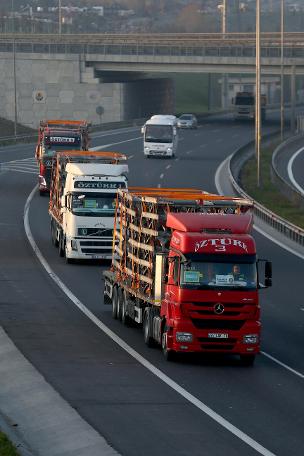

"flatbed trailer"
[103,187,272,363]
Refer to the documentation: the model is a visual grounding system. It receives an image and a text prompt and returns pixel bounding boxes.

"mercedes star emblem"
[214,303,225,315]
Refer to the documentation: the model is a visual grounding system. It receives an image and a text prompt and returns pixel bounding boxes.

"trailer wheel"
[240,354,256,366]
[121,291,132,326]
[51,221,58,247]
[143,308,155,347]
[117,287,124,321]
[58,233,65,257]
[161,330,176,361]
[111,287,118,319]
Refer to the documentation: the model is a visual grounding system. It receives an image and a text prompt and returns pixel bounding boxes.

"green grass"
[241,143,304,229]
[0,432,20,456]
[173,73,209,114]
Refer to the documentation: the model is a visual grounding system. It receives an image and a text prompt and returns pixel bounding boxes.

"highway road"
[0,117,303,456]
[274,135,304,195]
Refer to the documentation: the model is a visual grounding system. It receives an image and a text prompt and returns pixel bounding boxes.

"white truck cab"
[142,115,178,158]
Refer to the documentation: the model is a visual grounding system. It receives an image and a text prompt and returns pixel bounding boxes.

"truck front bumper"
[166,321,260,355]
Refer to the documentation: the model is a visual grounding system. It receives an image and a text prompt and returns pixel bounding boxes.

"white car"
[177,114,198,129]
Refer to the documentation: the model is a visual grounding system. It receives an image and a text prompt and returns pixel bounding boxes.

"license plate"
[208,333,229,339]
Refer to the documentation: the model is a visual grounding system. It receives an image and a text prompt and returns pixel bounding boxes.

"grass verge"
[0,432,20,456]
[241,142,304,229]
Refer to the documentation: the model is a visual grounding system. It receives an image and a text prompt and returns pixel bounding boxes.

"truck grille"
[189,302,254,318]
[191,319,245,330]
[79,238,113,255]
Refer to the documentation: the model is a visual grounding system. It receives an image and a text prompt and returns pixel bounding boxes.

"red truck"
[103,187,272,365]
[35,120,90,195]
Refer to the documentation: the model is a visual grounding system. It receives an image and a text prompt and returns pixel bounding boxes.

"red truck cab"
[161,212,271,364]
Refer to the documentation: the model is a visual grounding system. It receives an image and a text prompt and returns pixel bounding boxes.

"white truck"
[142,115,178,158]
[49,151,128,262]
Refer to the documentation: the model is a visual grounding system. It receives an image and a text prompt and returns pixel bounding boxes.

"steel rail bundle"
[112,187,253,301]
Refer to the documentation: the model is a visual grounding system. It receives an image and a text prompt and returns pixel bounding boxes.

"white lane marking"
[186,150,192,155]
[261,352,304,380]
[287,146,304,195]
[90,136,141,151]
[92,127,139,139]
[159,173,164,179]
[200,144,206,148]
[179,138,185,142]
[232,134,239,138]
[212,129,220,133]
[216,138,223,143]
[165,164,172,170]
[129,154,134,159]
[215,154,304,377]
[157,183,161,188]
[24,186,276,456]
[2,168,36,174]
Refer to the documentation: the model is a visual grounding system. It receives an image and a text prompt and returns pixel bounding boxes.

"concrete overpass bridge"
[1,33,304,127]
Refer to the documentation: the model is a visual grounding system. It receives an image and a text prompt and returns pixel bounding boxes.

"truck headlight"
[144,147,150,153]
[243,334,259,344]
[176,332,193,343]
[167,147,172,153]
[71,240,78,251]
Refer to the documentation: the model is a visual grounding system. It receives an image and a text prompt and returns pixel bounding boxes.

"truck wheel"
[51,221,58,247]
[121,292,132,326]
[161,330,176,361]
[240,354,256,366]
[58,234,65,257]
[117,287,124,321]
[143,308,155,347]
[112,287,118,319]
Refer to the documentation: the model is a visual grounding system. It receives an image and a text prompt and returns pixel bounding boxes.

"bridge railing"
[1,33,304,59]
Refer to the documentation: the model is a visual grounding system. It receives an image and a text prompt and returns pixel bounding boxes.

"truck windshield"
[145,125,173,143]
[235,96,254,106]
[180,254,257,291]
[71,192,116,217]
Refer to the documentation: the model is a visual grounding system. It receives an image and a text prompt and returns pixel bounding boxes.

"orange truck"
[35,120,90,195]
[103,187,272,364]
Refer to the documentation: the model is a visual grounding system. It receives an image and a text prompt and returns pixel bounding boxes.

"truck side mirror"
[173,127,177,135]
[258,259,272,288]
[265,261,272,287]
[141,126,145,134]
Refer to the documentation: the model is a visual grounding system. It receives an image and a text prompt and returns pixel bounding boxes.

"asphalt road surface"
[0,117,303,456]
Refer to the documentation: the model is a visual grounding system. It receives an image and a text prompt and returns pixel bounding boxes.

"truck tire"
[240,354,256,366]
[161,328,176,361]
[51,221,58,247]
[143,308,155,347]
[121,291,132,326]
[117,287,124,321]
[112,287,118,319]
[58,233,65,257]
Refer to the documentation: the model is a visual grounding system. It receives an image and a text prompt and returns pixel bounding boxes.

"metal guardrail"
[1,33,304,59]
[229,133,304,247]
[271,134,304,210]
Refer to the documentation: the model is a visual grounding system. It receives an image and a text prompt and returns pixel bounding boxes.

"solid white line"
[215,155,304,376]
[287,146,304,196]
[165,164,172,170]
[2,168,36,174]
[128,154,134,159]
[159,173,164,179]
[261,352,304,379]
[157,183,161,188]
[24,185,276,456]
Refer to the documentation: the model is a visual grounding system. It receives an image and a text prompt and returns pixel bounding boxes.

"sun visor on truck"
[166,212,253,234]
